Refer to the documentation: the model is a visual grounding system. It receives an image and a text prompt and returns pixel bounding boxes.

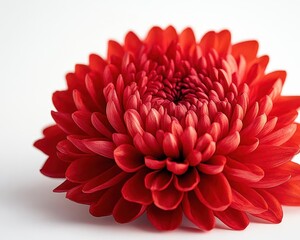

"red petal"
[231,184,268,214]
[34,125,65,155]
[88,54,106,74]
[52,90,76,113]
[124,109,144,137]
[91,112,114,139]
[166,159,189,175]
[113,198,146,223]
[152,183,183,210]
[240,114,267,138]
[145,26,164,47]
[179,27,196,56]
[82,166,128,193]
[145,108,161,134]
[53,180,78,192]
[145,170,173,191]
[144,156,166,170]
[248,168,290,188]
[272,96,300,114]
[180,126,197,157]
[199,31,216,55]
[74,64,90,80]
[51,111,83,134]
[216,131,240,155]
[124,31,142,55]
[195,173,232,211]
[186,150,202,166]
[112,133,132,146]
[65,157,113,183]
[84,140,115,159]
[163,26,178,51]
[232,40,259,63]
[183,191,215,231]
[133,133,155,156]
[72,111,98,136]
[174,168,200,191]
[40,155,69,178]
[242,144,299,168]
[268,180,300,205]
[107,40,124,61]
[114,144,144,172]
[89,185,122,217]
[216,30,231,56]
[163,132,180,158]
[72,89,90,111]
[66,184,104,205]
[197,155,226,175]
[67,135,93,153]
[260,124,297,146]
[147,204,182,230]
[224,158,264,183]
[232,137,259,156]
[122,169,152,205]
[106,100,127,133]
[214,207,249,230]
[252,189,283,223]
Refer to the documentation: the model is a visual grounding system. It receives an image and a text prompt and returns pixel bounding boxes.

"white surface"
[1,0,300,239]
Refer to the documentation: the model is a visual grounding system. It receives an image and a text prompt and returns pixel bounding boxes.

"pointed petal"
[106,100,127,133]
[66,157,113,183]
[122,169,152,205]
[242,144,299,168]
[248,168,290,188]
[152,184,183,210]
[166,159,189,175]
[82,166,128,193]
[232,40,259,63]
[216,131,240,155]
[114,144,144,172]
[124,109,144,137]
[214,207,249,230]
[40,155,69,178]
[89,185,122,217]
[260,124,297,146]
[72,111,98,136]
[183,191,215,231]
[147,204,182,230]
[113,198,146,223]
[180,126,197,157]
[231,184,268,214]
[91,112,114,139]
[83,139,115,159]
[66,184,104,205]
[145,170,173,191]
[197,155,226,175]
[52,90,76,113]
[252,189,283,223]
[51,111,83,134]
[174,168,200,191]
[53,180,78,192]
[163,132,180,158]
[144,156,166,170]
[195,173,232,211]
[268,180,300,205]
[225,158,264,183]
[179,27,196,56]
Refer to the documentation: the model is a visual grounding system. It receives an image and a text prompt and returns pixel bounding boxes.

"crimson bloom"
[34,26,300,231]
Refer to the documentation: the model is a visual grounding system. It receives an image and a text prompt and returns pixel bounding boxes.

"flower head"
[34,26,300,231]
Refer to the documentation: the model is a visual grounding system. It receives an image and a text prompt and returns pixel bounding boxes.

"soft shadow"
[6,178,164,232]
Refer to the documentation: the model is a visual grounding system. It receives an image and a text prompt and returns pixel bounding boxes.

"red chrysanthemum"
[34,26,300,231]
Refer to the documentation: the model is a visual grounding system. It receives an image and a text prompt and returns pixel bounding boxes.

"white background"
[1,0,300,239]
